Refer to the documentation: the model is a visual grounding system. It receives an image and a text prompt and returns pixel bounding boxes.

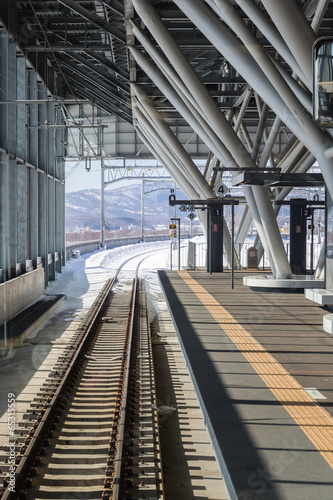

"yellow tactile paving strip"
[179,271,333,469]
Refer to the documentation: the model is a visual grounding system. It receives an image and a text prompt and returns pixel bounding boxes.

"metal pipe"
[57,0,126,43]
[128,42,234,167]
[133,99,210,200]
[129,21,203,115]
[135,110,232,261]
[133,0,293,277]
[311,0,330,31]
[132,84,214,199]
[260,0,316,85]
[233,0,309,88]
[205,155,218,183]
[239,122,253,151]
[212,0,317,142]
[269,56,312,112]
[203,151,213,179]
[135,121,208,238]
[251,97,269,162]
[315,242,325,279]
[131,0,253,170]
[177,0,333,206]
[278,141,307,174]
[242,185,277,276]
[258,116,282,169]
[233,87,252,133]
[133,110,201,200]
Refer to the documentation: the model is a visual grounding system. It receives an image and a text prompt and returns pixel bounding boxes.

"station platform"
[158,270,333,500]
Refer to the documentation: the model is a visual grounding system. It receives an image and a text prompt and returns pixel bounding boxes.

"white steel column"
[128,45,234,167]
[133,110,201,200]
[132,84,214,199]
[235,206,251,245]
[233,0,309,87]
[133,0,290,277]
[175,0,333,227]
[258,117,282,170]
[260,0,316,83]
[131,0,252,169]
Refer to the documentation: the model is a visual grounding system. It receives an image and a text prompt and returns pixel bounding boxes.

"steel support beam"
[133,0,290,277]
[57,0,126,43]
[132,84,214,199]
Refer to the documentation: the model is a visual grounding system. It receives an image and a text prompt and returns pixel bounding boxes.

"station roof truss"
[2,0,333,280]
[2,1,331,139]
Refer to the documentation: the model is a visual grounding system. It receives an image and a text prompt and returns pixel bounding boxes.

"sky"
[65,161,103,193]
[65,158,167,193]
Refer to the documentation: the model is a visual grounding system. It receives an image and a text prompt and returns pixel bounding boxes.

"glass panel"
[313,37,333,127]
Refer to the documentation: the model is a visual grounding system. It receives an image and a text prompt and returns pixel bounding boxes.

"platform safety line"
[178,271,333,469]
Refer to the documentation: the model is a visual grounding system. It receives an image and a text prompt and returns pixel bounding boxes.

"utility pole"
[100,158,105,248]
[141,178,145,241]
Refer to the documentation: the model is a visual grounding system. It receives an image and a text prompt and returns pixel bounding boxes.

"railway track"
[1,255,164,499]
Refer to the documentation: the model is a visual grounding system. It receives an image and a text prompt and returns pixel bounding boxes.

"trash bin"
[247,246,258,270]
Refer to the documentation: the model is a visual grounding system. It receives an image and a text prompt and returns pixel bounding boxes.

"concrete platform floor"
[0,249,228,499]
[152,309,229,500]
[159,270,333,500]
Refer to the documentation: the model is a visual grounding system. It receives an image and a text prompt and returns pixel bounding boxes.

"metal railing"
[184,240,323,272]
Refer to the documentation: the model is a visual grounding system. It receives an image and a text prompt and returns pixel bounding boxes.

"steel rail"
[105,253,159,498]
[1,277,116,500]
[1,247,165,499]
[110,278,139,500]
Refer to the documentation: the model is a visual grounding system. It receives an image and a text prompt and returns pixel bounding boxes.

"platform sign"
[188,213,196,221]
[302,207,312,217]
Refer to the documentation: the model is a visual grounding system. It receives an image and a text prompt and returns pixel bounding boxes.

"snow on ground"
[0,241,173,439]
[46,240,171,323]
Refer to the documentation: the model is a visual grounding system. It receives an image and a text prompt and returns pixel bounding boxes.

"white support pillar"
[258,116,282,169]
[311,0,330,32]
[134,121,210,236]
[131,0,252,170]
[233,87,252,133]
[137,0,289,277]
[133,111,201,200]
[128,45,234,167]
[260,0,316,84]
[132,84,214,199]
[233,0,309,88]
[174,0,333,229]
[211,0,318,143]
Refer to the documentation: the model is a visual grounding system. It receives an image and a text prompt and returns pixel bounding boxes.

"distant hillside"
[66,184,186,232]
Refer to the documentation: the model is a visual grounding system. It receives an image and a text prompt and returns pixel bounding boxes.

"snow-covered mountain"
[66,184,184,231]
